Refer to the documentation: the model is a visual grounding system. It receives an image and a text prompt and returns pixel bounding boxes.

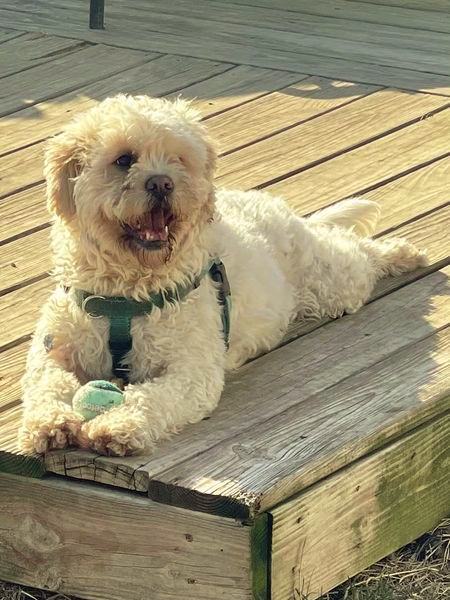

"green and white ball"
[73,380,124,421]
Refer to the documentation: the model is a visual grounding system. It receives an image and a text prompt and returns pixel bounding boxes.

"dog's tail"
[308,198,381,237]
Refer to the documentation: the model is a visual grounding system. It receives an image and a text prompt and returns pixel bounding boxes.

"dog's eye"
[115,154,134,168]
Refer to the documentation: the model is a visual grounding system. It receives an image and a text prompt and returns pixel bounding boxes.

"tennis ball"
[73,380,124,421]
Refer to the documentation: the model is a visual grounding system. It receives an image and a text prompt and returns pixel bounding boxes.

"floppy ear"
[204,135,217,178]
[44,132,82,219]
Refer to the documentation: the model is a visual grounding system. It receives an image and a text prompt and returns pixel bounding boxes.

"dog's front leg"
[82,352,226,457]
[19,344,84,454]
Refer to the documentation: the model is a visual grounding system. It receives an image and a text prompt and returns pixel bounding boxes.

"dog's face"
[45,95,216,269]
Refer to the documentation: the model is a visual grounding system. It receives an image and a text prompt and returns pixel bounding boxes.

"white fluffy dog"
[19,94,427,457]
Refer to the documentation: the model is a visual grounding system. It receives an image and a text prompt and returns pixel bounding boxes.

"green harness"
[74,259,231,382]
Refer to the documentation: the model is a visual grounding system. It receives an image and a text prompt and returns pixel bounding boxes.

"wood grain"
[148,325,450,517]
[1,3,449,93]
[0,278,52,352]
[0,341,29,412]
[169,65,304,118]
[0,184,47,243]
[207,78,378,155]
[0,227,51,294]
[216,91,448,189]
[270,415,450,600]
[0,44,158,117]
[0,54,232,156]
[0,32,85,79]
[207,0,450,34]
[0,472,252,600]
[48,264,449,495]
[134,0,450,54]
[267,109,450,211]
[0,404,44,477]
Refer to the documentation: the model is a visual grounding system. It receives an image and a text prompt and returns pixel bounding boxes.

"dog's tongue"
[137,208,169,242]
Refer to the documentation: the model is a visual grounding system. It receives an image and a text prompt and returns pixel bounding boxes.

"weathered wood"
[169,65,303,118]
[0,54,233,155]
[0,341,29,412]
[0,184,46,243]
[0,44,158,117]
[148,325,450,517]
[207,0,450,34]
[130,0,450,55]
[208,78,378,155]
[270,414,450,599]
[251,512,272,600]
[0,405,44,478]
[47,264,449,496]
[0,278,52,352]
[0,472,252,600]
[1,2,450,93]
[0,227,51,294]
[0,32,85,79]
[0,144,45,199]
[267,110,450,209]
[0,62,294,157]
[216,91,448,189]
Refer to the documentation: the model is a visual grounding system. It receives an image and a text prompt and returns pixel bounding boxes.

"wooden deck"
[0,1,449,599]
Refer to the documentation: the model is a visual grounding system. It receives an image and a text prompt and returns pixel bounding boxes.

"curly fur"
[19,94,427,456]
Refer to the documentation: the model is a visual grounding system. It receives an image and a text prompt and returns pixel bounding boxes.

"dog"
[19,94,427,457]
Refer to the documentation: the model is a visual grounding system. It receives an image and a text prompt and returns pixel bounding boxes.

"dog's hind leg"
[360,236,428,279]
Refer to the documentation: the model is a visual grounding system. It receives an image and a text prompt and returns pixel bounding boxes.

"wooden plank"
[216,91,448,190]
[0,278,52,352]
[349,0,450,12]
[0,144,44,199]
[131,0,450,55]
[0,44,158,117]
[270,414,450,600]
[103,2,450,75]
[266,109,450,210]
[0,405,45,478]
[147,325,450,517]
[207,0,450,34]
[0,29,24,44]
[0,227,51,294]
[207,78,378,155]
[169,65,303,118]
[0,54,233,156]
[366,157,450,233]
[0,472,252,600]
[274,155,450,233]
[1,5,449,93]
[47,260,449,495]
[0,341,29,413]
[0,184,46,243]
[0,32,86,79]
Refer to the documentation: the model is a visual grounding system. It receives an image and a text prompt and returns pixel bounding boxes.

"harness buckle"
[82,294,106,318]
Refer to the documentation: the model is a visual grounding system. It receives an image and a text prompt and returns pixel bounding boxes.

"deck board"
[1,2,450,94]
[0,5,449,596]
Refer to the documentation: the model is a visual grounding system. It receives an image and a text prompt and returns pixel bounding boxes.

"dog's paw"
[18,407,84,454]
[80,405,150,457]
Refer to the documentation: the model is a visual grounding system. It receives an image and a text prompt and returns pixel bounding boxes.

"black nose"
[145,175,174,198]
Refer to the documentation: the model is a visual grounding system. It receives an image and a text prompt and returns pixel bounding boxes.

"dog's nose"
[145,175,174,198]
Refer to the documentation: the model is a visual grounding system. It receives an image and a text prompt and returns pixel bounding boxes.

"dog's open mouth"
[122,207,174,250]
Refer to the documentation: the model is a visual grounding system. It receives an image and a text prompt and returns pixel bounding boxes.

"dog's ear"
[204,136,217,178]
[44,132,83,219]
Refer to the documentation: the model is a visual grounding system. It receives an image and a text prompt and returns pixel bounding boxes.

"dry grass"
[1,520,448,600]
[325,519,450,600]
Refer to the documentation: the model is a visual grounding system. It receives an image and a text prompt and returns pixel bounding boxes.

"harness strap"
[73,259,231,381]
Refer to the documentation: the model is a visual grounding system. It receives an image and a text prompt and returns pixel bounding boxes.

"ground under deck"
[0,1,449,599]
